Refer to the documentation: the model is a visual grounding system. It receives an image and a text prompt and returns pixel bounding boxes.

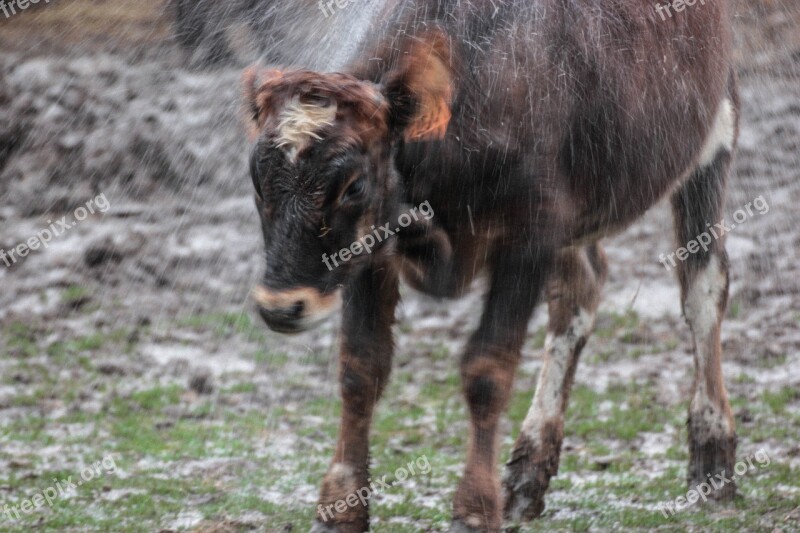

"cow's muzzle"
[251,285,341,334]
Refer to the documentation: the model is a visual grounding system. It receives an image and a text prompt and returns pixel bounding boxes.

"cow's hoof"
[448,519,485,533]
[309,520,367,533]
[688,428,738,502]
[503,483,546,523]
[502,437,554,521]
[687,472,737,503]
[309,521,336,532]
[309,520,338,533]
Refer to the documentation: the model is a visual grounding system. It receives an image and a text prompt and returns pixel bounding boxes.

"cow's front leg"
[312,263,399,533]
[451,248,551,532]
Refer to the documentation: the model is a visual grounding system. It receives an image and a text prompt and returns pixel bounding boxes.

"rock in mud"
[189,369,215,395]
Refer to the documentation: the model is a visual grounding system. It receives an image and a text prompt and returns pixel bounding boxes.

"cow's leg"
[311,263,399,532]
[451,247,552,532]
[672,96,738,501]
[502,243,607,521]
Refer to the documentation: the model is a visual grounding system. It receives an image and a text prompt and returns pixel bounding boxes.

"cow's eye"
[341,178,366,204]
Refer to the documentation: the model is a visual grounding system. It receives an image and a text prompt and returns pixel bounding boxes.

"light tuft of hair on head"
[275,97,337,160]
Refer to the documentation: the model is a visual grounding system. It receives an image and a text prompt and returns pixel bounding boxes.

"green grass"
[5,321,39,358]
[762,386,798,414]
[178,311,269,343]
[61,284,91,307]
[594,310,641,339]
[0,316,796,532]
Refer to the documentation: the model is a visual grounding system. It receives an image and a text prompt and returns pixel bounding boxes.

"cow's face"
[244,34,453,333]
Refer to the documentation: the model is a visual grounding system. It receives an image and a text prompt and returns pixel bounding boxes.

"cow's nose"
[251,284,341,334]
[257,302,305,333]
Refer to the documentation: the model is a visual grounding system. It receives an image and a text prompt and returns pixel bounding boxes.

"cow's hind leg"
[503,243,607,521]
[671,96,738,501]
[311,263,399,532]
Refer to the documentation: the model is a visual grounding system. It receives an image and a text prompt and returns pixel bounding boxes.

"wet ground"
[0,1,798,531]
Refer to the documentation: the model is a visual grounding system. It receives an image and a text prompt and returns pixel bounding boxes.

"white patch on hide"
[684,255,733,437]
[698,98,736,168]
[276,97,337,161]
[683,255,726,339]
[521,309,594,443]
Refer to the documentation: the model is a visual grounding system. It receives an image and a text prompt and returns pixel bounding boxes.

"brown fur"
[390,30,455,142]
[456,351,521,530]
[314,264,399,530]
[244,68,390,148]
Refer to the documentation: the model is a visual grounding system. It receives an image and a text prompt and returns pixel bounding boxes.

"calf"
[243,0,738,530]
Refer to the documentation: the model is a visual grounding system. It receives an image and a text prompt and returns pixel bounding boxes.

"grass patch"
[0,319,795,531]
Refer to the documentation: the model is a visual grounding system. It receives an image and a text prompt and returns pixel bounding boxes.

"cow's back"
[352,0,733,245]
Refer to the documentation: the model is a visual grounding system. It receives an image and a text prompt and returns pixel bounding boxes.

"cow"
[243,0,739,530]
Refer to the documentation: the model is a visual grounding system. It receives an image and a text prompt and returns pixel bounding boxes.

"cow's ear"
[242,66,283,140]
[382,31,454,142]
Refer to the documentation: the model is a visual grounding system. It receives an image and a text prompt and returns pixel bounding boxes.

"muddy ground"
[0,1,798,532]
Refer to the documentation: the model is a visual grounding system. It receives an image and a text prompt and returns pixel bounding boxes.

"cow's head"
[244,33,453,333]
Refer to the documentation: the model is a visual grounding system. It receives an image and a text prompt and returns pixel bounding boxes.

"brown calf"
[243,0,738,530]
